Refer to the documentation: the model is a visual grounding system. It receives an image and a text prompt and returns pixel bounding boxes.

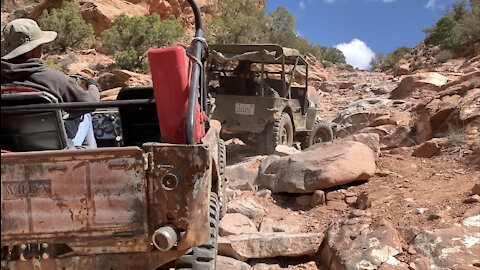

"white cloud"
[335,39,375,70]
[299,0,306,10]
[425,0,437,9]
[382,0,396,2]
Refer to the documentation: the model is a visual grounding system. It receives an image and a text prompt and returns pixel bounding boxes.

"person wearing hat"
[1,18,100,148]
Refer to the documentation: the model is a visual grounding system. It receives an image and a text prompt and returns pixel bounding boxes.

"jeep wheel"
[306,119,333,148]
[175,193,219,270]
[218,139,227,219]
[265,112,294,154]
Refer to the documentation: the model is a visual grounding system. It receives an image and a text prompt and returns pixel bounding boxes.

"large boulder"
[334,98,407,138]
[226,156,266,190]
[412,139,441,158]
[97,72,122,90]
[459,88,480,121]
[217,256,252,270]
[218,232,324,261]
[219,213,258,237]
[426,94,462,131]
[259,218,300,233]
[111,69,152,87]
[351,133,380,160]
[439,71,480,92]
[412,216,480,269]
[370,111,411,127]
[359,124,412,149]
[318,219,406,270]
[79,0,149,36]
[411,87,480,142]
[227,198,266,221]
[389,72,448,99]
[259,141,376,193]
[393,61,411,77]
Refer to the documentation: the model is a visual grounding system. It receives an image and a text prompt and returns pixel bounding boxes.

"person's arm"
[64,78,100,103]
[62,77,100,114]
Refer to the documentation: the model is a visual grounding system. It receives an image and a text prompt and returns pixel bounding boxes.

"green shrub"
[461,0,480,41]
[424,15,463,52]
[447,132,465,147]
[265,7,345,62]
[102,14,185,72]
[374,46,411,71]
[324,47,346,64]
[435,50,454,63]
[370,53,385,70]
[205,0,267,44]
[43,58,62,72]
[204,2,346,64]
[38,2,94,51]
[423,0,480,53]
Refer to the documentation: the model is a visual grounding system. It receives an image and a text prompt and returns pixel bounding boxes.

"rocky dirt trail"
[220,56,480,270]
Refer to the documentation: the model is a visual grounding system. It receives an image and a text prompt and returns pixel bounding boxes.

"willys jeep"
[207,44,333,153]
[0,1,226,269]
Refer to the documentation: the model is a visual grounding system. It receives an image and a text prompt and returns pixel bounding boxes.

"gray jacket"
[1,57,100,104]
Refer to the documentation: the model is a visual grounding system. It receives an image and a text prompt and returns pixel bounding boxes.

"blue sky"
[266,0,458,69]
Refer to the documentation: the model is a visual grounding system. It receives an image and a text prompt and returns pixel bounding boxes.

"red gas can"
[148,46,205,144]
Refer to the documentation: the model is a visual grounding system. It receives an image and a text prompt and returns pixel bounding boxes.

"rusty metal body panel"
[1,249,188,270]
[1,125,221,269]
[1,147,148,246]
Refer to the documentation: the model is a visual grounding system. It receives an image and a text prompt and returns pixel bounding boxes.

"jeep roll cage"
[207,44,309,101]
[1,0,206,146]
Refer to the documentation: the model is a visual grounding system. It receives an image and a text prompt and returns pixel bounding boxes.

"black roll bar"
[185,0,204,145]
[1,99,154,115]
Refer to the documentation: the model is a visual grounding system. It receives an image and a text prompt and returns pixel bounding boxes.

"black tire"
[306,119,333,148]
[175,193,219,270]
[217,139,227,219]
[265,112,294,154]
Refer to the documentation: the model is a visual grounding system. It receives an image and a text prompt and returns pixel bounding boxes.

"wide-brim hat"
[1,18,57,60]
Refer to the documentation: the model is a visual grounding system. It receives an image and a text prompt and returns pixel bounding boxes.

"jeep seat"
[116,86,161,146]
[1,86,68,152]
[264,78,287,98]
[219,76,248,96]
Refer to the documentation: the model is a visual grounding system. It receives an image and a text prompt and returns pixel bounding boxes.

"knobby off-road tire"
[218,139,227,219]
[175,193,219,270]
[306,119,333,148]
[265,112,294,154]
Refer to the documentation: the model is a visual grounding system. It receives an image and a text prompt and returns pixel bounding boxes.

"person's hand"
[86,79,100,90]
[69,75,89,90]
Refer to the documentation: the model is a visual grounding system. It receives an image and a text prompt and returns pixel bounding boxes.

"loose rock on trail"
[220,51,480,269]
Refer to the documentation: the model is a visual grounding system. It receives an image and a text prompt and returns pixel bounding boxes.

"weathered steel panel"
[144,126,219,251]
[1,147,148,245]
[1,249,188,270]
[212,94,306,133]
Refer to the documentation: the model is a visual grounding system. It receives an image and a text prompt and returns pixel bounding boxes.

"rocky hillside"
[217,50,479,269]
[2,0,266,36]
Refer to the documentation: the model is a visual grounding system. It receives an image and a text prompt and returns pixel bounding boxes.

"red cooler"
[148,46,205,144]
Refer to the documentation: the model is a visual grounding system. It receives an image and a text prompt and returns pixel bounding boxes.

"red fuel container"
[148,46,205,144]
